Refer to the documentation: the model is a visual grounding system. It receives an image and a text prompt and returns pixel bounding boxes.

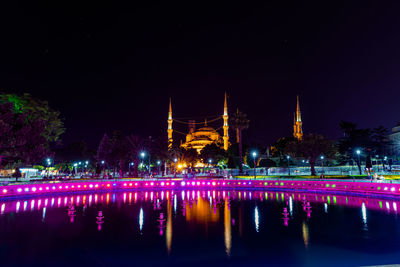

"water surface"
[0,190,399,266]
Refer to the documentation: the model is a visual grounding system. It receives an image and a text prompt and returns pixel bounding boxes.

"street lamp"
[73,163,78,176]
[287,155,291,176]
[356,149,361,175]
[140,152,146,178]
[252,152,257,179]
[384,156,388,171]
[174,158,178,175]
[46,158,52,177]
[157,160,161,176]
[101,161,105,179]
[320,155,325,174]
[129,162,133,176]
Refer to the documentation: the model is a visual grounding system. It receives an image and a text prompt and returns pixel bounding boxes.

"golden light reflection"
[224,199,232,256]
[185,197,219,223]
[166,198,172,255]
[302,222,309,249]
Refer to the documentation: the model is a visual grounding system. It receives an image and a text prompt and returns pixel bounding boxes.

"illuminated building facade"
[293,95,303,140]
[388,122,400,156]
[168,93,229,153]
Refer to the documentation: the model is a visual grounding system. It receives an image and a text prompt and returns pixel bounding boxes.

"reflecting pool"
[1,190,400,266]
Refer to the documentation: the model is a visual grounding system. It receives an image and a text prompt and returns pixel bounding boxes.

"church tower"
[293,95,303,140]
[223,92,229,150]
[167,98,173,149]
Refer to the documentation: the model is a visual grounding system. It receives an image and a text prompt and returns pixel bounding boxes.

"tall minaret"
[167,98,173,149]
[293,95,303,140]
[223,92,229,150]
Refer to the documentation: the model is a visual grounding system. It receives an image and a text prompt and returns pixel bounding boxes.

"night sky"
[1,1,400,148]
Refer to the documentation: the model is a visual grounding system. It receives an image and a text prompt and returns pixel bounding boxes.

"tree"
[285,134,336,176]
[200,143,227,166]
[96,134,112,165]
[230,109,249,174]
[1,93,65,144]
[126,135,147,177]
[182,148,199,168]
[338,121,390,174]
[0,102,49,168]
[109,131,129,176]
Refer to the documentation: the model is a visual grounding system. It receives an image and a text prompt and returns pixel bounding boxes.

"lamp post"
[287,155,290,176]
[85,160,89,175]
[320,155,324,174]
[140,152,146,178]
[157,161,161,176]
[174,158,178,175]
[252,152,257,179]
[101,161,105,179]
[356,149,361,175]
[46,158,52,178]
[74,163,78,176]
[129,162,133,176]
[384,156,387,172]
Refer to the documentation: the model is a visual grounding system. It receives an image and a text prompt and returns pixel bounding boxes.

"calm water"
[0,190,400,266]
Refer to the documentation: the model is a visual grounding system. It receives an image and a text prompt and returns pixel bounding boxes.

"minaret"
[167,98,173,149]
[293,95,303,140]
[223,92,229,150]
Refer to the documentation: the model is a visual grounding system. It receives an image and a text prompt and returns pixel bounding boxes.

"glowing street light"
[252,151,257,179]
[140,152,146,178]
[355,149,361,175]
[287,155,291,176]
[320,155,325,173]
[157,161,161,176]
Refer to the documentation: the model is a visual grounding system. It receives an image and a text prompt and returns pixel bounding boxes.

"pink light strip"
[0,179,399,198]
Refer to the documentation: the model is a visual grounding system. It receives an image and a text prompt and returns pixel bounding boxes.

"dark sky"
[1,1,400,148]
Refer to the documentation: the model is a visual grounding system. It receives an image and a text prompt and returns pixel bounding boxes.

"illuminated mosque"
[293,95,303,140]
[167,93,229,153]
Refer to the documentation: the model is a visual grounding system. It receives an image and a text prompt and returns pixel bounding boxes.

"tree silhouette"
[230,109,249,174]
[285,134,336,176]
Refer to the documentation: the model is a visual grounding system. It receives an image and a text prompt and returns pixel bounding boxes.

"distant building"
[168,93,229,154]
[388,122,400,156]
[293,95,303,140]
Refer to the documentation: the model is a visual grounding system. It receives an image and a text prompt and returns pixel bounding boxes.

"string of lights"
[173,116,222,125]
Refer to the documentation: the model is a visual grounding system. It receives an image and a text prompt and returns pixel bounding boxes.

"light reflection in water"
[361,202,368,231]
[302,222,309,249]
[166,199,172,255]
[42,207,46,222]
[174,194,177,214]
[2,188,400,257]
[224,199,232,256]
[139,208,144,232]
[254,206,259,233]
